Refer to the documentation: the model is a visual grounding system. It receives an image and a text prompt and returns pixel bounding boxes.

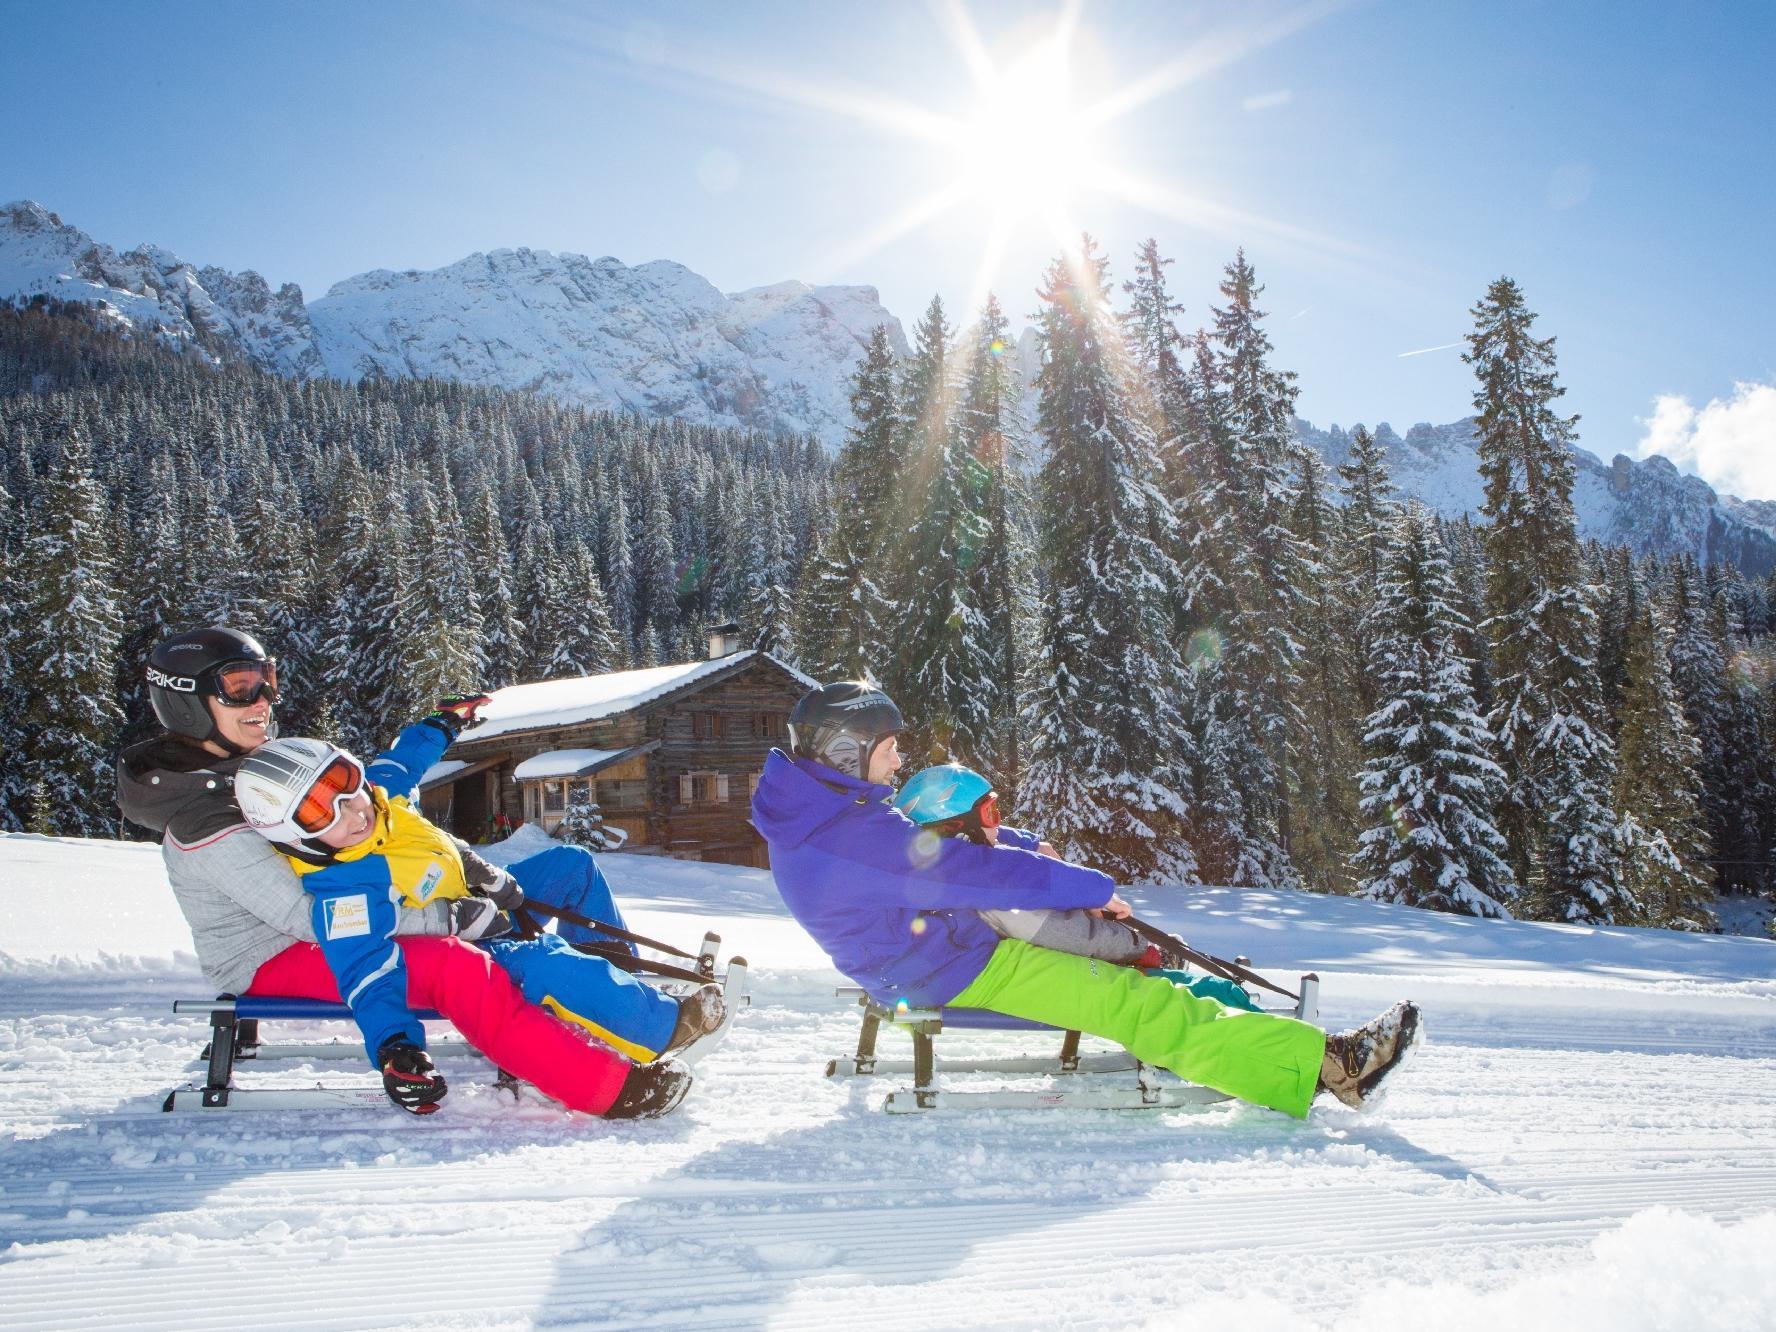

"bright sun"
[956,39,1091,223]
[604,2,1359,306]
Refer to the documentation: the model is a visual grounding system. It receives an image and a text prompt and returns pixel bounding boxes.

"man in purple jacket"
[750,681,1422,1117]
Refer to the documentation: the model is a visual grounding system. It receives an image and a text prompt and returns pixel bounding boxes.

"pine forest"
[5,241,1774,933]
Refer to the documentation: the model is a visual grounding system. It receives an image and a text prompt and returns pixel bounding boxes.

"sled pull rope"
[1124,916,1299,1003]
[517,901,699,960]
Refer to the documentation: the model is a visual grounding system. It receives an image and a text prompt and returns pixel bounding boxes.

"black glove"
[449,896,511,942]
[423,692,493,739]
[474,867,525,912]
[377,1039,446,1114]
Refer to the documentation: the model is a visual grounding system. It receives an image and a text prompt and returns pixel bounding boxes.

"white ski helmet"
[235,737,367,844]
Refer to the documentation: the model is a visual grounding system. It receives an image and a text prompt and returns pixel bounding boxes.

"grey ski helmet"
[147,627,280,751]
[788,680,903,779]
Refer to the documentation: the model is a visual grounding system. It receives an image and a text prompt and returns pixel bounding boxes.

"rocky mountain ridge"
[4,198,1770,573]
[0,200,904,444]
[1297,417,1776,576]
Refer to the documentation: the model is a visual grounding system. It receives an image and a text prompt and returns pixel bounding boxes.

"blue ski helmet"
[788,680,903,779]
[894,764,994,825]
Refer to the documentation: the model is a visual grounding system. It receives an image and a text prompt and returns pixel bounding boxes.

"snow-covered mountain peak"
[1300,415,1776,575]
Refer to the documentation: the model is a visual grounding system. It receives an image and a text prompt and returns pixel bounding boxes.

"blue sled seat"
[229,996,444,1023]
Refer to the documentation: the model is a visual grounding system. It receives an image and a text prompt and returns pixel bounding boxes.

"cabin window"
[755,713,784,739]
[693,712,725,740]
[597,778,646,810]
[680,770,730,803]
[541,783,565,814]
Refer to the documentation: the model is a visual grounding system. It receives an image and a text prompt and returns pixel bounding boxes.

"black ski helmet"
[788,680,903,779]
[147,627,279,750]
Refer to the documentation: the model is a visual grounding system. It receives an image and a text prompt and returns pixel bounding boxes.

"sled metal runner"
[163,932,742,1112]
[827,971,1319,1114]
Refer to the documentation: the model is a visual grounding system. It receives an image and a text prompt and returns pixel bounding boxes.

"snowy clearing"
[2,830,1773,1331]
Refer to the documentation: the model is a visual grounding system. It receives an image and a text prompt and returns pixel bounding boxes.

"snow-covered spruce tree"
[893,295,999,767]
[1440,515,1495,718]
[1594,543,1642,733]
[1334,424,1398,724]
[1611,600,1715,929]
[18,417,125,835]
[1019,238,1195,882]
[547,538,623,678]
[742,481,798,661]
[555,786,627,851]
[114,449,191,748]
[794,324,900,682]
[1121,239,1192,578]
[0,460,28,829]
[512,484,563,682]
[957,294,1037,785]
[1171,251,1306,885]
[1178,655,1257,885]
[633,454,681,658]
[315,450,406,754]
[236,479,325,737]
[1663,556,1732,890]
[1467,276,1626,921]
[1352,502,1516,916]
[600,472,638,660]
[1288,451,1363,893]
[405,467,486,705]
[1717,665,1775,896]
[463,482,525,687]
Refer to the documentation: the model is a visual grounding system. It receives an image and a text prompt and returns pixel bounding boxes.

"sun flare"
[954,38,1092,222]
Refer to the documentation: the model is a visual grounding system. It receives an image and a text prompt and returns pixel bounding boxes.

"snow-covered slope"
[0,200,903,446]
[2,830,1773,1331]
[1300,416,1776,576]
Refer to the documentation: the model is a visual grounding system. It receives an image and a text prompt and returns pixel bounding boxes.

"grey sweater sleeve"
[164,824,454,993]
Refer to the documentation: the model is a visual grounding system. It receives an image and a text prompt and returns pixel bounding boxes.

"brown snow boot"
[1317,1000,1423,1109]
[662,982,726,1059]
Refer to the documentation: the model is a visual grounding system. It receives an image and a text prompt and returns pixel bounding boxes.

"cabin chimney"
[707,621,742,658]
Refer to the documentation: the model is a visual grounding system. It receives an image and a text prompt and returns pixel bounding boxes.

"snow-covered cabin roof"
[453,650,815,745]
[511,743,655,781]
[419,758,470,786]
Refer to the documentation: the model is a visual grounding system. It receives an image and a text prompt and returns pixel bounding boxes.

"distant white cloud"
[1636,381,1776,500]
[1241,89,1291,112]
[1547,161,1595,210]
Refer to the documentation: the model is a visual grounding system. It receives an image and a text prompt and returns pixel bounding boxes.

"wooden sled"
[826,970,1319,1114]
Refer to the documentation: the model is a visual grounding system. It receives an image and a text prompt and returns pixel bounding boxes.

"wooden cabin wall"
[440,659,803,864]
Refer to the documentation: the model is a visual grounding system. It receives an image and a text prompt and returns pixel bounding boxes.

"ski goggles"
[292,753,367,836]
[208,659,280,707]
[930,792,1001,838]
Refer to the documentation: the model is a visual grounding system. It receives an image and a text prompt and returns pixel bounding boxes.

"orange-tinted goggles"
[212,659,280,707]
[931,792,1001,837]
[294,754,366,835]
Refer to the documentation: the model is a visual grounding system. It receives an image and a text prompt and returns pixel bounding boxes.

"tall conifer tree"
[1467,277,1626,921]
[19,419,125,835]
[795,324,899,681]
[1353,503,1516,916]
[1020,238,1194,880]
[1611,600,1714,928]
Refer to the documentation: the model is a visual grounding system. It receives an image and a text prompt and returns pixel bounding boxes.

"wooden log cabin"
[418,626,815,867]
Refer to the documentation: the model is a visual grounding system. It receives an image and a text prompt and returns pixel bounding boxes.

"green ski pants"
[951,938,1326,1118]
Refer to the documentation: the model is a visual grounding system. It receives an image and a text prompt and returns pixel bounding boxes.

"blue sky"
[4,1,1774,493]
